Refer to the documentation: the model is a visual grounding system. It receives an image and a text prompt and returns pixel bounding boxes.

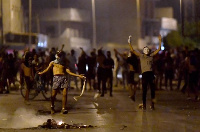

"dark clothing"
[104,57,114,96]
[97,67,106,94]
[96,52,106,94]
[77,56,87,75]
[126,55,140,73]
[86,56,96,79]
[127,55,140,84]
[142,71,155,106]
[77,55,87,89]
[128,71,136,84]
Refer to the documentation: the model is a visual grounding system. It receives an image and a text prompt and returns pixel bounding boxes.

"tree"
[164,21,200,50]
[164,31,183,49]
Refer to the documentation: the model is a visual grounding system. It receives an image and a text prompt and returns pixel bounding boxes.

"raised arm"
[113,49,126,59]
[38,61,53,75]
[151,35,162,56]
[128,35,140,57]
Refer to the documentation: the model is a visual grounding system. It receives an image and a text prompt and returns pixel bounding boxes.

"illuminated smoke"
[0,108,51,129]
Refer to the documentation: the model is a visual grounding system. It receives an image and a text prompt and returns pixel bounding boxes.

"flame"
[58,121,64,125]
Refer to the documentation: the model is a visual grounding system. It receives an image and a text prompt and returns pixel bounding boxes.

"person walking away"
[128,35,162,110]
[38,50,85,114]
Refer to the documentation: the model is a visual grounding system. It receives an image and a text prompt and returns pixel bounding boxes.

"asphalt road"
[0,86,200,132]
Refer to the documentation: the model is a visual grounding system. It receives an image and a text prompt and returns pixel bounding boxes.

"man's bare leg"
[51,89,57,114]
[61,88,68,114]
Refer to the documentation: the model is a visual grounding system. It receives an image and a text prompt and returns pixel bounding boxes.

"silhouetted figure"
[104,51,114,97]
[86,51,97,90]
[96,49,106,96]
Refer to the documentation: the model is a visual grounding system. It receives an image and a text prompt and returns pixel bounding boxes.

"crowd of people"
[0,40,200,109]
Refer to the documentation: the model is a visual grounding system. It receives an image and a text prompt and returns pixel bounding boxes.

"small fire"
[58,121,64,125]
[39,119,96,129]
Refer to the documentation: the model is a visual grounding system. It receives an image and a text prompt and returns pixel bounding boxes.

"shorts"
[52,75,68,90]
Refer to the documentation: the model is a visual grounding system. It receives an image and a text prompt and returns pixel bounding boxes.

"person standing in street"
[38,49,85,114]
[96,49,106,96]
[20,51,34,105]
[67,49,78,89]
[103,51,114,97]
[128,35,162,110]
[86,50,97,90]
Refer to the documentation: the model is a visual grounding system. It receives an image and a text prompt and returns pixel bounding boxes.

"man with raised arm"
[38,50,85,114]
[128,35,162,110]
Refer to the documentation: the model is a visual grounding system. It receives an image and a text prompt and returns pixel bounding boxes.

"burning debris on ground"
[38,119,96,129]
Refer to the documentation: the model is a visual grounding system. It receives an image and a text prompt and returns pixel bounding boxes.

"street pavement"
[0,86,200,132]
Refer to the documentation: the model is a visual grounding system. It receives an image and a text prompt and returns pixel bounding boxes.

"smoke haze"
[0,108,52,129]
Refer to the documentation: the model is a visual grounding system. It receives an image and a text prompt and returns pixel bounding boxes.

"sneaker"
[61,109,68,114]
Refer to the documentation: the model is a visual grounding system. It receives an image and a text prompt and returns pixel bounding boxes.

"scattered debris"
[38,119,96,129]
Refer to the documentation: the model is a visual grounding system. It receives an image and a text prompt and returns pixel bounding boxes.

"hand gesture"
[128,35,132,44]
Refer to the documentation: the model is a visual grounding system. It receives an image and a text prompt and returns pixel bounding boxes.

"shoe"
[61,109,68,114]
